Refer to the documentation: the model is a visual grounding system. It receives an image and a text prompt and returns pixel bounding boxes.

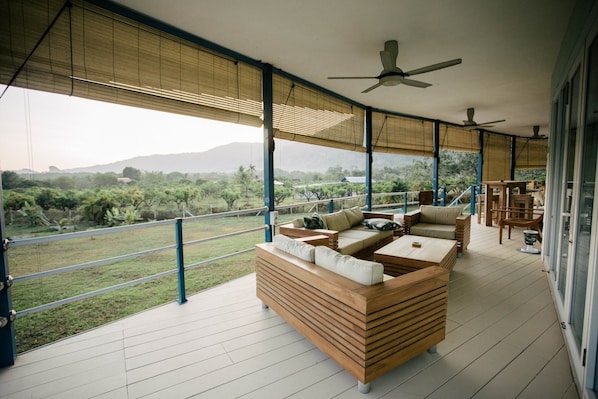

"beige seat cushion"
[320,210,352,232]
[343,207,365,227]
[341,228,392,246]
[419,205,462,225]
[337,236,365,255]
[410,223,456,240]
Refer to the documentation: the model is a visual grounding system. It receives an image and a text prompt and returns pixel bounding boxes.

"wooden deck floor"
[0,222,580,398]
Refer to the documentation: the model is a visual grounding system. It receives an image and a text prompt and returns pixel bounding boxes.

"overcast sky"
[0,86,263,172]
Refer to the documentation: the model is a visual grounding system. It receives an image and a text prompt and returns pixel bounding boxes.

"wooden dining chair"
[495,208,544,244]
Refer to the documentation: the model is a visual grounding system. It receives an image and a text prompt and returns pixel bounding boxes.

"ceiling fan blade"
[328,76,377,79]
[477,119,506,126]
[401,78,431,88]
[384,40,398,61]
[405,58,462,76]
[361,82,384,93]
[380,51,396,72]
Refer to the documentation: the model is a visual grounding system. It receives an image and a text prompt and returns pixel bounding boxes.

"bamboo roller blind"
[515,137,548,169]
[0,0,263,127]
[371,112,434,156]
[483,132,511,180]
[272,74,366,151]
[439,124,479,153]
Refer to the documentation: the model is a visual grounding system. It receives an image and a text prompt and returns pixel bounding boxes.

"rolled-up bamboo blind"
[0,0,263,127]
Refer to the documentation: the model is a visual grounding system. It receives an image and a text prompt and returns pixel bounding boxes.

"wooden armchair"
[403,205,471,254]
[494,207,544,244]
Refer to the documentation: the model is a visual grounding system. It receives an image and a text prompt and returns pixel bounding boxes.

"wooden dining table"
[482,180,528,226]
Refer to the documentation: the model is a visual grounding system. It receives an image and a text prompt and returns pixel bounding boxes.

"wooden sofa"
[255,241,450,393]
[279,209,396,259]
[403,205,471,254]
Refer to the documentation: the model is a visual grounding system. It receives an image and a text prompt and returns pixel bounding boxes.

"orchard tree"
[93,173,119,188]
[51,175,76,190]
[296,185,317,202]
[234,165,258,196]
[118,187,145,209]
[274,186,292,205]
[198,181,222,199]
[34,188,62,210]
[3,191,34,211]
[404,159,433,191]
[79,190,120,225]
[140,186,164,209]
[142,171,166,185]
[122,166,142,181]
[54,190,81,211]
[1,171,23,189]
[221,188,241,211]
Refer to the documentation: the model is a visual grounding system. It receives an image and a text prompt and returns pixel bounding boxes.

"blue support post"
[0,175,16,367]
[263,64,275,242]
[470,185,476,215]
[175,218,187,304]
[433,121,440,206]
[365,107,373,211]
[403,192,408,214]
[478,130,484,194]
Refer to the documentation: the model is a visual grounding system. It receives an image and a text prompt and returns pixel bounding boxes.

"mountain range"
[26,141,418,174]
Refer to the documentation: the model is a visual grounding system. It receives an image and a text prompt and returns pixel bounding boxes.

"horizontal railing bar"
[14,244,177,283]
[273,192,419,212]
[8,219,175,248]
[16,247,257,318]
[7,207,269,249]
[185,247,255,271]
[181,206,268,222]
[184,225,268,246]
[16,268,178,317]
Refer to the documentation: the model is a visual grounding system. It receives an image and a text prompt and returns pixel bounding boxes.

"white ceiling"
[111,0,574,138]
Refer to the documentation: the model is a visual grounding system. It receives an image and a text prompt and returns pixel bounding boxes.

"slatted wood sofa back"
[255,243,450,393]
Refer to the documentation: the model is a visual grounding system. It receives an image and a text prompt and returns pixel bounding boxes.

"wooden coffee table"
[374,235,457,276]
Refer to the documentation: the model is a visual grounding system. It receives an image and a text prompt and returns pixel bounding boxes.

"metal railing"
[447,185,477,215]
[8,206,269,317]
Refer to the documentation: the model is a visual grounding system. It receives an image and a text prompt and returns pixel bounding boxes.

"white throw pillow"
[314,246,383,285]
[273,235,315,262]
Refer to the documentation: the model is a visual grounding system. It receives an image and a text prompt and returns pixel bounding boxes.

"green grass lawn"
[8,214,287,353]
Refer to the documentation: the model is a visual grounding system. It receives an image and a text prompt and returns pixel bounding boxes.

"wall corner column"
[262,64,275,242]
[433,120,440,205]
[0,173,16,367]
[365,107,373,211]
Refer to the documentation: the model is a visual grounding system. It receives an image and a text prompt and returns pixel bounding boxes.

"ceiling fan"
[463,107,505,130]
[328,40,462,93]
[530,125,547,139]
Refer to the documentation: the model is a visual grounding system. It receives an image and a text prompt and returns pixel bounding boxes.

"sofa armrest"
[279,223,339,250]
[362,211,394,220]
[455,214,471,252]
[295,234,330,247]
[402,210,421,235]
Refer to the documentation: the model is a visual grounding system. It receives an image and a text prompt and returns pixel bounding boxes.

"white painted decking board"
[0,222,579,398]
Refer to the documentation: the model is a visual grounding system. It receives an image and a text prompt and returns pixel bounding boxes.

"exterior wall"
[546,0,598,396]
